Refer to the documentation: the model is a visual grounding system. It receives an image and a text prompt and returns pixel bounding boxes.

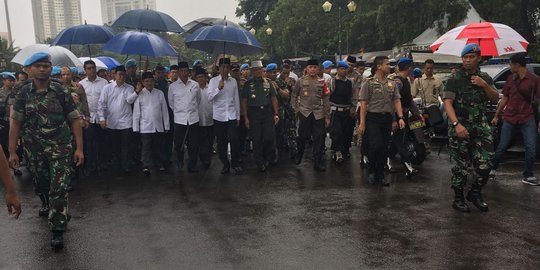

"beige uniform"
[411,74,443,106]
[291,76,331,120]
[359,77,401,113]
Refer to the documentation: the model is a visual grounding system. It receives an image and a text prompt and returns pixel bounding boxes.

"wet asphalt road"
[1,145,539,270]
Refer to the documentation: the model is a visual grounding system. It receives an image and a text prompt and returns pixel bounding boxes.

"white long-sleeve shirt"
[168,78,200,125]
[207,75,240,122]
[133,88,170,133]
[79,76,109,123]
[198,84,213,127]
[98,81,138,130]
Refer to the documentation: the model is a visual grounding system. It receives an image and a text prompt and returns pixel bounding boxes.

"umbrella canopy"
[95,56,121,69]
[102,31,177,57]
[51,23,115,46]
[183,17,241,34]
[185,24,263,56]
[11,44,82,67]
[78,57,108,70]
[430,22,529,56]
[111,9,184,33]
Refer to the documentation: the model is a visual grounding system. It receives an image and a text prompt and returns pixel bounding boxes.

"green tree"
[1,37,19,71]
[236,0,278,29]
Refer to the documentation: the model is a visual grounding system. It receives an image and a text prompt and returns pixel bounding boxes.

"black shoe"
[405,168,419,179]
[294,155,303,165]
[202,162,211,170]
[188,167,198,173]
[466,186,489,212]
[232,166,243,174]
[314,162,326,172]
[367,173,376,185]
[13,169,22,176]
[221,165,230,174]
[381,177,391,187]
[452,187,470,212]
[38,205,50,217]
[159,166,166,172]
[51,232,64,250]
[142,168,151,176]
[123,170,131,176]
[258,164,267,172]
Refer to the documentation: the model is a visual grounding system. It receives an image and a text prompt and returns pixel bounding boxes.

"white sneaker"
[522,176,539,186]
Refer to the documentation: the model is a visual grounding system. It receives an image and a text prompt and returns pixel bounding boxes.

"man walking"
[195,68,213,170]
[411,59,443,106]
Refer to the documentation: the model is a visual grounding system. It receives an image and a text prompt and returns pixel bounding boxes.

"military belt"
[331,106,350,112]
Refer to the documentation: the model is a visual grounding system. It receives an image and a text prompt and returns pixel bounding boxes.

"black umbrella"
[183,17,241,34]
[111,8,184,33]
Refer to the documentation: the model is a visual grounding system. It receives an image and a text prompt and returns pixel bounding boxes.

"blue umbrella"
[185,24,263,56]
[95,56,121,69]
[51,22,115,57]
[111,9,184,33]
[183,17,241,34]
[101,31,177,57]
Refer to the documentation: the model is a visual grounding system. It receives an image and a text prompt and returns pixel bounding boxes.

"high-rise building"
[31,0,82,43]
[101,0,157,25]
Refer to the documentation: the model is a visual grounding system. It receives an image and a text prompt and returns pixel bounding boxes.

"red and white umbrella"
[430,22,529,57]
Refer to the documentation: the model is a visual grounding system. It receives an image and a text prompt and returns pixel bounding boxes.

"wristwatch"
[452,121,459,127]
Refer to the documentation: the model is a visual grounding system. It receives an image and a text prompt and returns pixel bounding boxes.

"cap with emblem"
[461,43,481,57]
[336,61,350,69]
[322,60,333,69]
[219,58,231,66]
[251,60,263,68]
[23,52,51,67]
[141,71,154,80]
[125,58,137,68]
[266,63,278,72]
[178,61,189,69]
[307,59,319,66]
[240,63,249,71]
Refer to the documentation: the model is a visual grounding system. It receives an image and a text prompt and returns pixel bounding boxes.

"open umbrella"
[11,44,82,67]
[78,57,108,70]
[183,17,241,34]
[51,22,115,57]
[102,31,177,57]
[185,24,263,56]
[430,22,529,56]
[95,56,121,69]
[111,9,184,33]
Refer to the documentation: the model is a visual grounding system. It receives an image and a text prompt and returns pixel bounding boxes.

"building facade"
[101,0,157,25]
[31,0,82,43]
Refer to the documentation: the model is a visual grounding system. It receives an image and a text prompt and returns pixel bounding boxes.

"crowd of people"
[0,44,539,250]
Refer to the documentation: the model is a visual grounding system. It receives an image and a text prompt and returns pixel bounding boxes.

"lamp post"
[322,0,357,60]
[266,27,273,60]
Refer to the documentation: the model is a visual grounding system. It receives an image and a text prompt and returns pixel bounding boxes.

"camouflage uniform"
[11,81,80,232]
[443,68,494,188]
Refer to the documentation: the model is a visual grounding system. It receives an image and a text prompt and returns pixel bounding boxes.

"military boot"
[38,194,50,217]
[51,231,64,250]
[466,185,489,212]
[452,187,470,212]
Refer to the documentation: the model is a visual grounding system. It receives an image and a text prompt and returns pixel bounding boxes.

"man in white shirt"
[168,61,201,173]
[208,58,242,174]
[133,72,169,175]
[195,68,213,170]
[97,65,139,175]
[79,60,109,174]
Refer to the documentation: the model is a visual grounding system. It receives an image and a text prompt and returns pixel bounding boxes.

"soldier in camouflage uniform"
[277,65,298,160]
[266,63,290,163]
[443,44,499,213]
[8,52,84,250]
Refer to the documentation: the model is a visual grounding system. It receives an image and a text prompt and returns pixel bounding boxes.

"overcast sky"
[0,0,242,48]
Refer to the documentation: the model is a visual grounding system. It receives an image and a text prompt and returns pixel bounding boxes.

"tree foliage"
[236,0,278,29]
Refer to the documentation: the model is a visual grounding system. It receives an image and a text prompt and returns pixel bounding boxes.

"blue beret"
[164,67,170,72]
[69,67,78,75]
[51,66,61,76]
[336,61,349,69]
[397,57,412,65]
[322,60,333,69]
[125,59,137,68]
[412,68,422,77]
[193,60,203,67]
[266,63,278,72]
[461,43,481,57]
[240,63,249,71]
[1,72,16,80]
[24,52,51,67]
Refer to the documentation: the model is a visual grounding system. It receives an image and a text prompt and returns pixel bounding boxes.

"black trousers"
[141,133,164,169]
[214,120,241,168]
[162,109,175,163]
[330,110,354,153]
[365,112,393,180]
[198,125,214,165]
[174,123,200,169]
[297,113,325,161]
[108,128,131,171]
[248,107,275,167]
[237,115,248,153]
[84,123,107,170]
[391,115,412,163]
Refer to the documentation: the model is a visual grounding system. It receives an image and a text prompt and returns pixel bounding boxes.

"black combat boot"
[38,194,50,217]
[314,155,326,172]
[466,185,489,212]
[51,231,64,250]
[452,187,470,212]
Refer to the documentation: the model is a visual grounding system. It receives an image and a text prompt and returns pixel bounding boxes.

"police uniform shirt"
[359,77,401,113]
[411,74,443,105]
[291,76,331,120]
[241,77,277,107]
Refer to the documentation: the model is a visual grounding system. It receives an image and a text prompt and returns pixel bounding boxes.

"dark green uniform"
[241,77,277,168]
[443,68,494,189]
[11,81,80,232]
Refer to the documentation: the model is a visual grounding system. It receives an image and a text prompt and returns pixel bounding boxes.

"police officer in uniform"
[358,56,406,186]
[443,43,499,212]
[329,60,356,163]
[291,59,331,171]
[9,52,84,249]
[241,61,280,172]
